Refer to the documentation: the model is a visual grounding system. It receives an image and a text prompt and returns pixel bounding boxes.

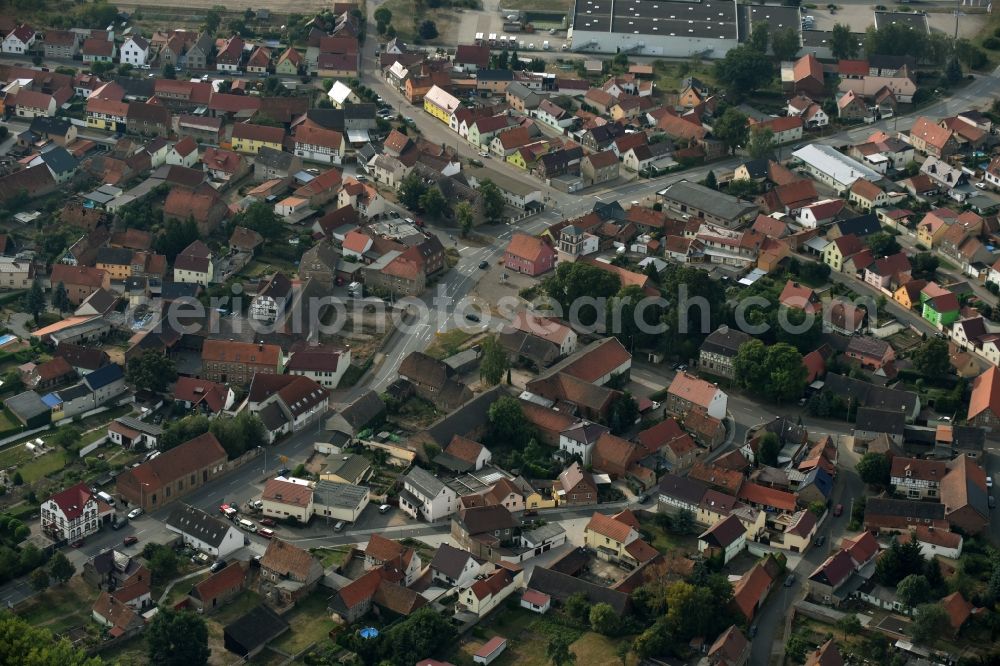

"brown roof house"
[116,432,228,512]
[163,184,229,235]
[398,351,472,411]
[258,539,323,606]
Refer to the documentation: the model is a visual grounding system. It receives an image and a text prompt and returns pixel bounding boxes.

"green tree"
[808,501,826,518]
[674,509,695,535]
[419,186,447,219]
[771,26,801,61]
[748,21,769,53]
[541,262,621,327]
[876,538,926,587]
[146,545,179,584]
[758,432,780,467]
[607,392,639,435]
[857,451,891,489]
[704,170,717,190]
[910,602,948,643]
[126,351,178,393]
[835,613,862,640]
[897,574,932,610]
[910,253,939,280]
[589,602,619,635]
[203,7,222,34]
[155,218,201,261]
[479,335,509,387]
[712,107,749,155]
[160,415,211,452]
[785,631,813,663]
[29,567,49,592]
[53,427,80,450]
[398,172,428,210]
[546,636,575,666]
[946,58,963,84]
[0,612,104,666]
[48,552,75,585]
[865,232,901,257]
[51,282,70,313]
[147,608,209,666]
[230,200,284,242]
[955,39,987,70]
[373,6,392,28]
[564,591,590,623]
[418,20,438,40]
[162,62,176,79]
[747,126,776,160]
[477,179,505,223]
[380,607,456,663]
[830,23,857,59]
[726,178,760,199]
[911,338,950,377]
[209,412,267,459]
[487,396,535,449]
[25,280,45,323]
[456,202,474,237]
[664,581,716,641]
[713,45,774,97]
[734,340,807,403]
[11,472,22,486]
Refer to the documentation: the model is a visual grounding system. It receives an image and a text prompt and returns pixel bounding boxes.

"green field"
[270,592,338,654]
[19,450,68,483]
[16,578,101,634]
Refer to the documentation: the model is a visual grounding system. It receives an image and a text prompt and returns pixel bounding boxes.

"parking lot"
[806,0,987,39]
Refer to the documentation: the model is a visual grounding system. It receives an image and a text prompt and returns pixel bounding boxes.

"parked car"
[813,535,826,547]
[988,476,994,489]
[833,504,843,517]
[784,574,796,587]
[123,536,139,546]
[112,519,126,530]
[990,495,996,509]
[465,312,481,322]
[378,504,392,514]
[334,520,346,532]
[259,517,276,527]
[71,539,85,548]
[258,528,275,539]
[210,559,227,573]
[127,507,143,520]
[478,261,489,269]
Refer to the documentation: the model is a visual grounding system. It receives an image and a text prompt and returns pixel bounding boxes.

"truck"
[488,33,497,46]
[475,32,484,45]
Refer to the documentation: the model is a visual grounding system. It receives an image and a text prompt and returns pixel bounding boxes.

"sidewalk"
[157,566,211,605]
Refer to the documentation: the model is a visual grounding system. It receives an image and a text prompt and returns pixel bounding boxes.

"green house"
[922,292,960,327]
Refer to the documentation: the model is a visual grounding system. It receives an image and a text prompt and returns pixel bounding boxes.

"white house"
[430,543,487,588]
[327,80,361,109]
[558,421,608,466]
[313,480,370,523]
[120,36,150,67]
[261,477,314,523]
[533,99,575,129]
[399,466,458,522]
[666,372,728,420]
[294,125,345,165]
[697,514,746,565]
[165,504,243,558]
[285,345,352,389]
[901,526,963,560]
[520,589,551,614]
[457,564,523,618]
[165,137,199,168]
[40,482,100,541]
[2,26,36,55]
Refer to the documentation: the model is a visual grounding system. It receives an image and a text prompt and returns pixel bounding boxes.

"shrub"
[984,37,1000,51]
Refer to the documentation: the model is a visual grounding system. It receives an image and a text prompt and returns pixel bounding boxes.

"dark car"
[833,504,843,516]
[478,261,489,269]
[111,519,126,530]
[465,313,481,322]
[259,518,276,527]
[813,535,826,547]
[210,559,227,573]
[784,574,796,587]
[278,468,290,477]
[123,536,139,546]
[71,539,85,548]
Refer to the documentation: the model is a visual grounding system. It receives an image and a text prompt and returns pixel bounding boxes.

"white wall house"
[40,483,100,541]
[399,466,458,522]
[120,36,150,67]
[2,26,36,54]
[165,504,243,558]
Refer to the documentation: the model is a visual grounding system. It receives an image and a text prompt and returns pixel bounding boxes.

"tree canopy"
[147,609,209,666]
[713,46,774,97]
[746,126,776,160]
[733,340,807,403]
[911,338,950,377]
[478,179,506,223]
[541,262,621,327]
[712,107,749,155]
[830,23,858,60]
[0,612,104,666]
[770,27,801,61]
[856,451,891,489]
[126,351,178,393]
[479,335,509,387]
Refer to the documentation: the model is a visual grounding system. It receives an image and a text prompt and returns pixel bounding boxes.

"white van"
[97,491,116,506]
[238,519,257,533]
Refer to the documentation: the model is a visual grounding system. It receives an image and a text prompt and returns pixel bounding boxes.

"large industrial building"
[569,0,801,58]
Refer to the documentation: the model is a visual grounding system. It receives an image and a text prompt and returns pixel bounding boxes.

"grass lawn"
[19,450,68,483]
[379,0,460,44]
[0,442,31,469]
[16,578,101,634]
[425,328,476,359]
[500,0,571,10]
[637,514,696,555]
[310,546,352,568]
[0,409,19,431]
[270,591,337,654]
[653,60,717,94]
[163,571,210,609]
[210,590,265,627]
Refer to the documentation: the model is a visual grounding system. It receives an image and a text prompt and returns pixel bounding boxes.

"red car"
[833,504,844,517]
[259,518,276,527]
[71,539,84,548]
[123,536,139,546]
[258,528,275,539]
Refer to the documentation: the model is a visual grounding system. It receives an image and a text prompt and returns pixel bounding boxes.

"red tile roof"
[231,122,285,144]
[50,264,107,289]
[46,482,95,520]
[668,372,719,409]
[504,233,552,264]
[732,560,774,620]
[738,482,797,511]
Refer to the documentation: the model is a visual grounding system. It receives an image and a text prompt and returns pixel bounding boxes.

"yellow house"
[894,281,924,310]
[86,97,128,133]
[275,47,303,76]
[695,493,766,541]
[778,510,817,553]
[583,511,658,567]
[95,248,133,281]
[822,235,864,272]
[230,123,286,155]
[526,488,557,510]
[916,213,950,248]
[507,150,528,170]
[423,85,460,124]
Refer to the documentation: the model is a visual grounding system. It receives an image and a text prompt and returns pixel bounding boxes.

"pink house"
[503,233,555,276]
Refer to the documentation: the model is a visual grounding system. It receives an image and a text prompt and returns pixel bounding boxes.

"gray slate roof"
[166,503,235,548]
